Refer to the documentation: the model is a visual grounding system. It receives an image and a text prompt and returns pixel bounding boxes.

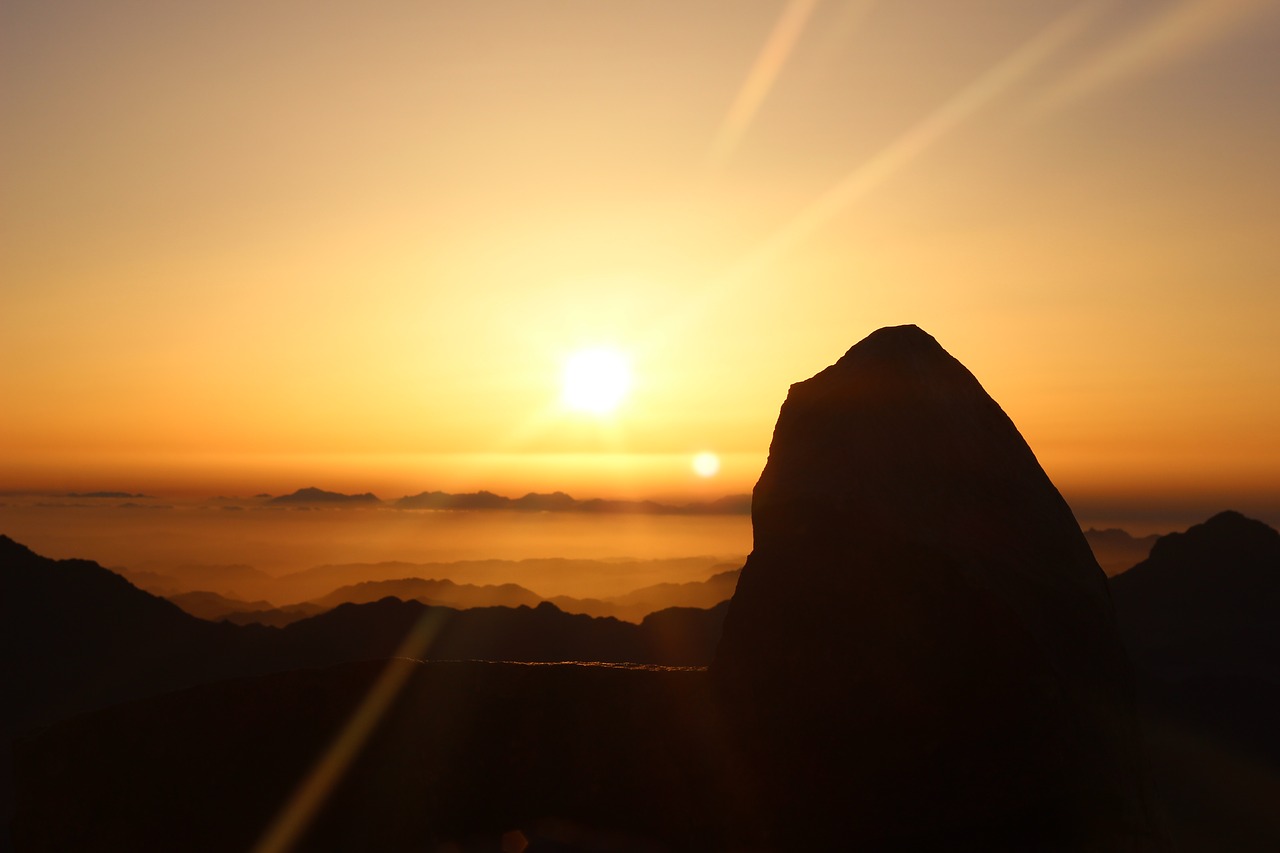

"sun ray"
[707,0,823,171]
[1029,0,1276,117]
[251,610,449,853]
[722,2,1100,282]
[659,1,1101,345]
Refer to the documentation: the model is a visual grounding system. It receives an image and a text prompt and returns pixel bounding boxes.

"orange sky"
[3,1,1279,520]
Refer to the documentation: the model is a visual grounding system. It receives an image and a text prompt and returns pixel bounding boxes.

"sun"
[562,348,632,414]
[692,451,720,478]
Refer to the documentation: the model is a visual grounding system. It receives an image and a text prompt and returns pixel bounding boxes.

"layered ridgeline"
[0,536,728,845]
[10,326,1167,851]
[715,324,1152,847]
[1109,511,1280,850]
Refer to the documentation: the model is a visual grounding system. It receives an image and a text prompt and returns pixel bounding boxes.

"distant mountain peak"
[1202,509,1263,531]
[268,487,380,504]
[1109,510,1280,682]
[1146,509,1279,564]
[64,491,153,499]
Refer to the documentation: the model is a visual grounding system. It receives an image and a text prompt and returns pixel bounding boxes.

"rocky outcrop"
[715,325,1154,848]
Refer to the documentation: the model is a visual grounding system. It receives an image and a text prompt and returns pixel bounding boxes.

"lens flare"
[692,452,721,478]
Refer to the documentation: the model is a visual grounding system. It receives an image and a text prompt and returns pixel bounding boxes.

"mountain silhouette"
[1085,527,1163,576]
[8,326,1167,850]
[308,577,545,612]
[547,569,741,621]
[716,324,1152,848]
[1111,510,1280,678]
[63,491,152,499]
[275,556,732,603]
[110,561,281,606]
[0,542,726,732]
[293,570,742,624]
[0,536,726,845]
[395,489,751,514]
[166,589,279,621]
[0,534,267,840]
[268,487,380,504]
[216,601,326,627]
[0,536,252,737]
[1109,511,1280,849]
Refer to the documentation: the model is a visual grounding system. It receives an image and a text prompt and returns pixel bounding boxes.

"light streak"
[707,0,823,170]
[251,610,448,853]
[1032,0,1276,116]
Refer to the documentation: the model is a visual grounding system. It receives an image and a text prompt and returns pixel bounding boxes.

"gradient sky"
[3,0,1278,522]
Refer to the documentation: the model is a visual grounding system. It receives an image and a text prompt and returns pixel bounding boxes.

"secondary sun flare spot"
[692,451,721,478]
[562,348,632,414]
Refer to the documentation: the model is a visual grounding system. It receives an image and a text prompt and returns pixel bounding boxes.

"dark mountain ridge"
[1,538,727,733]
[0,534,728,845]
[1108,510,1280,849]
[395,489,750,515]
[8,325,1174,851]
[1111,509,1280,674]
[268,487,380,504]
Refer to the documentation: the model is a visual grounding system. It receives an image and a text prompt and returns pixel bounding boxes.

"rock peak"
[794,325,988,420]
[1204,509,1254,529]
[835,323,940,361]
[715,325,1150,846]
[829,324,954,372]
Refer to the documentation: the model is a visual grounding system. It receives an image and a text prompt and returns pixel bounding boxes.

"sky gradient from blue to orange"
[3,0,1279,527]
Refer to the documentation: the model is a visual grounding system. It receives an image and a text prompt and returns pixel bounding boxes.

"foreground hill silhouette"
[1111,510,1280,680]
[0,537,725,843]
[1110,511,1280,849]
[10,325,1163,850]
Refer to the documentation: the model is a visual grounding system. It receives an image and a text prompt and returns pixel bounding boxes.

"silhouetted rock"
[1111,511,1280,680]
[715,324,1154,848]
[1109,512,1280,849]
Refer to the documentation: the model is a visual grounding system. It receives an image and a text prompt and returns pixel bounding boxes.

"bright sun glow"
[562,348,632,414]
[692,451,721,478]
